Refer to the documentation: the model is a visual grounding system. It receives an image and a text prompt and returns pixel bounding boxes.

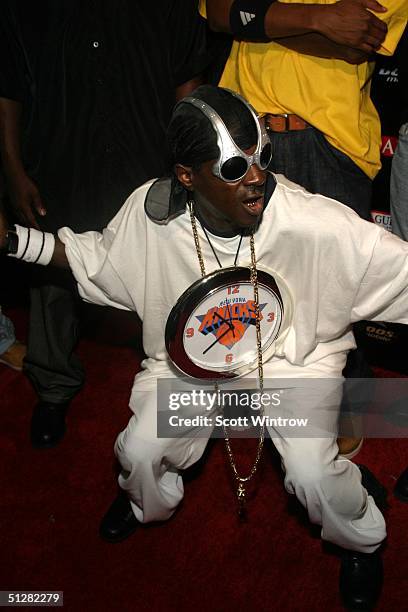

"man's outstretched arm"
[47,239,69,269]
[205,0,388,55]
[1,197,139,313]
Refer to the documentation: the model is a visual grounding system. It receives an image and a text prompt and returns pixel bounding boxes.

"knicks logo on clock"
[165,267,292,379]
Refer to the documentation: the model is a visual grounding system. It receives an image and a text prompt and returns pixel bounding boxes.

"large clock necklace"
[165,200,292,517]
[166,207,289,379]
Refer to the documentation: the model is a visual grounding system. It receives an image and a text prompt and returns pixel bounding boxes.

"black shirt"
[0,0,210,231]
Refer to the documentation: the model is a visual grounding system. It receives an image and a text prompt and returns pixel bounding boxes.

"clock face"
[165,267,292,379]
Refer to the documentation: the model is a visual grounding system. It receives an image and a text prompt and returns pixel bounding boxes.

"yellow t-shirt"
[200,0,407,178]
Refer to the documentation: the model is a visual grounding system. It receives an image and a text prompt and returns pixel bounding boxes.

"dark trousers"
[267,127,372,220]
[25,269,85,403]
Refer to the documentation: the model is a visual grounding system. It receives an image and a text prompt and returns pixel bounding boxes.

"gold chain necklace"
[188,201,265,519]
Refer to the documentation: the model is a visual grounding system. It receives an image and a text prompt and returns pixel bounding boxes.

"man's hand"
[0,208,9,250]
[6,169,46,229]
[315,0,388,53]
[0,98,46,228]
[341,46,372,63]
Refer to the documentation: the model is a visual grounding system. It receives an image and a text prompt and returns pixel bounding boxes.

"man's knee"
[284,448,366,517]
[281,439,337,491]
[115,426,163,472]
[284,452,327,494]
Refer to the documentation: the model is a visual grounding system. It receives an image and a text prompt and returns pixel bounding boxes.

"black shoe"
[358,464,388,512]
[99,493,139,543]
[394,467,408,502]
[30,401,69,449]
[340,550,383,610]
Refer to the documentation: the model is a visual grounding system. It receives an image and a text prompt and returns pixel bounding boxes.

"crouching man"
[2,86,407,610]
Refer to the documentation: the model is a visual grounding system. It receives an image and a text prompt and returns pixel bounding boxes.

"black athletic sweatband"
[229,0,274,41]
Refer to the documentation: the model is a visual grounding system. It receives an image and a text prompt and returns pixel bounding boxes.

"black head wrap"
[167,85,258,168]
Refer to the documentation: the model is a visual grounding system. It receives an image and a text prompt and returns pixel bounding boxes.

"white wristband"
[8,225,55,265]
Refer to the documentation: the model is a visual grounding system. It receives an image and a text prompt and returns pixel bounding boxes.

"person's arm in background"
[272,33,371,62]
[205,0,388,51]
[0,98,46,228]
[0,3,46,228]
[171,0,226,99]
[276,0,407,63]
[202,0,393,63]
[290,0,408,62]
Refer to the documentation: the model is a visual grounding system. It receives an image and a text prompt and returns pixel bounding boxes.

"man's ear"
[175,164,194,191]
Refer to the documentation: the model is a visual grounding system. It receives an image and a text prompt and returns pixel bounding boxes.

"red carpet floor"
[1,306,407,612]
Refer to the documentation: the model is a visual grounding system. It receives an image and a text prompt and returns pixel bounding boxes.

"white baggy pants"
[114,358,386,553]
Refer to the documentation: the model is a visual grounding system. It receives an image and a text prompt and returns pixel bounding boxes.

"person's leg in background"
[25,267,85,448]
[390,121,408,501]
[0,307,26,371]
[390,122,408,240]
[0,170,26,373]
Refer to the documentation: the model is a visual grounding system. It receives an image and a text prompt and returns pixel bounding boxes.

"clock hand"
[213,311,233,330]
[225,303,236,338]
[212,308,236,340]
[202,326,233,355]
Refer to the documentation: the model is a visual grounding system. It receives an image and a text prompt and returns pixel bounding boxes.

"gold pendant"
[237,481,247,520]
